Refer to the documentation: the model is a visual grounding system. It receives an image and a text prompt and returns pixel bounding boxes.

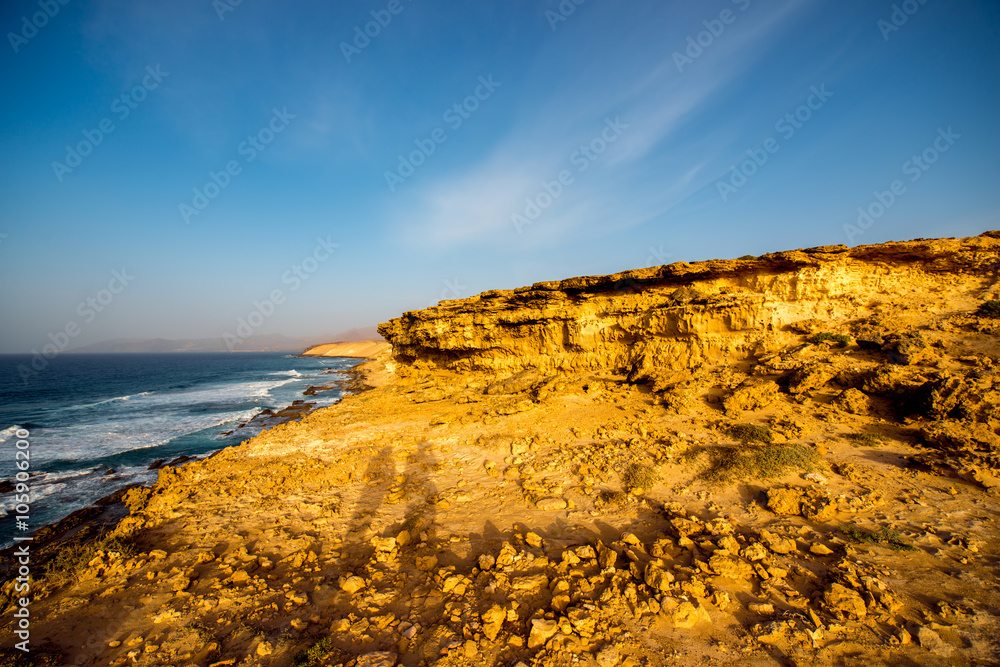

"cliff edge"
[380,233,1000,377]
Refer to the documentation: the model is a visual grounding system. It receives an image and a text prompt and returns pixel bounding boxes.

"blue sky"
[0,0,997,352]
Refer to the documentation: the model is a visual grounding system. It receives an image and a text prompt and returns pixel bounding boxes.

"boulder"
[766,487,804,516]
[823,583,866,620]
[835,388,873,415]
[709,554,754,580]
[355,652,398,667]
[723,380,780,415]
[528,618,558,648]
[339,575,366,594]
[759,530,797,554]
[536,497,568,511]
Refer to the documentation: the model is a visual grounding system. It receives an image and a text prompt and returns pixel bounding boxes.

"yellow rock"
[528,618,558,648]
[339,575,366,594]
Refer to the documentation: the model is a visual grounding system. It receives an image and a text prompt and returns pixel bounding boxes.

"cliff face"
[379,233,1000,376]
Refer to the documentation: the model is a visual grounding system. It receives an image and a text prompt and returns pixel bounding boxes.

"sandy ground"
[302,341,390,358]
[2,330,998,667]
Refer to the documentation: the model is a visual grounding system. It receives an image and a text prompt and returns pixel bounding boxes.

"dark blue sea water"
[0,352,356,547]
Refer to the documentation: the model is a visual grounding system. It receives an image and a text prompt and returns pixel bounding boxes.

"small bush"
[727,423,773,445]
[698,443,823,484]
[845,432,885,448]
[42,533,136,586]
[291,638,333,667]
[621,463,659,491]
[810,332,852,346]
[599,490,631,506]
[839,524,916,551]
[976,300,1000,318]
[738,254,756,260]
[0,650,62,666]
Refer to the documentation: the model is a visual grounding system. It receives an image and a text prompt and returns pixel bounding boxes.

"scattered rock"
[595,644,620,667]
[723,380,780,415]
[671,600,711,628]
[766,487,804,516]
[528,618,558,648]
[536,497,568,511]
[823,583,867,620]
[760,530,797,554]
[810,543,834,556]
[836,388,873,415]
[339,575,366,594]
[709,554,754,580]
[916,625,952,656]
[355,652,398,667]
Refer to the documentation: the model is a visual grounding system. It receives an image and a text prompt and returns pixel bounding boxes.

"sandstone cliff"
[379,233,1000,377]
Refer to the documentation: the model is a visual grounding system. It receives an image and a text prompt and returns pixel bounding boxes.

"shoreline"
[0,356,377,579]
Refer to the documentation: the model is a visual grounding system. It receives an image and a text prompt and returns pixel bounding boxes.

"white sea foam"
[0,361,335,549]
[17,376,304,463]
[0,425,23,443]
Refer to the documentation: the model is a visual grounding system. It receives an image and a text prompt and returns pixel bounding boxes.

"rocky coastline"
[2,233,999,666]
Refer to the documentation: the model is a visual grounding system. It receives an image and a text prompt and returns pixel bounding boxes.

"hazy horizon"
[2,0,998,354]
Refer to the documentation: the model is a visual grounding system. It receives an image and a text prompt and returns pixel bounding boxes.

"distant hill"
[68,327,383,354]
[323,326,382,342]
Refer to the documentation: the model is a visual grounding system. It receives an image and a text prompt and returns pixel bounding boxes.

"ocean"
[0,352,356,548]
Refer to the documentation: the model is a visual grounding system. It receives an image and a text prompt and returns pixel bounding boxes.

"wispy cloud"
[391,0,811,250]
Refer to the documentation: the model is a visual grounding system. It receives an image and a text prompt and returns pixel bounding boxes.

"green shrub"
[727,423,773,445]
[0,650,62,666]
[599,490,631,506]
[738,254,756,260]
[976,300,1000,318]
[839,524,915,551]
[845,432,885,448]
[621,463,659,491]
[42,533,136,586]
[697,443,823,484]
[291,638,333,667]
[810,332,852,346]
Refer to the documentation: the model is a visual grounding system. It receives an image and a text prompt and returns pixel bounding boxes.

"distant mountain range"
[68,327,382,354]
